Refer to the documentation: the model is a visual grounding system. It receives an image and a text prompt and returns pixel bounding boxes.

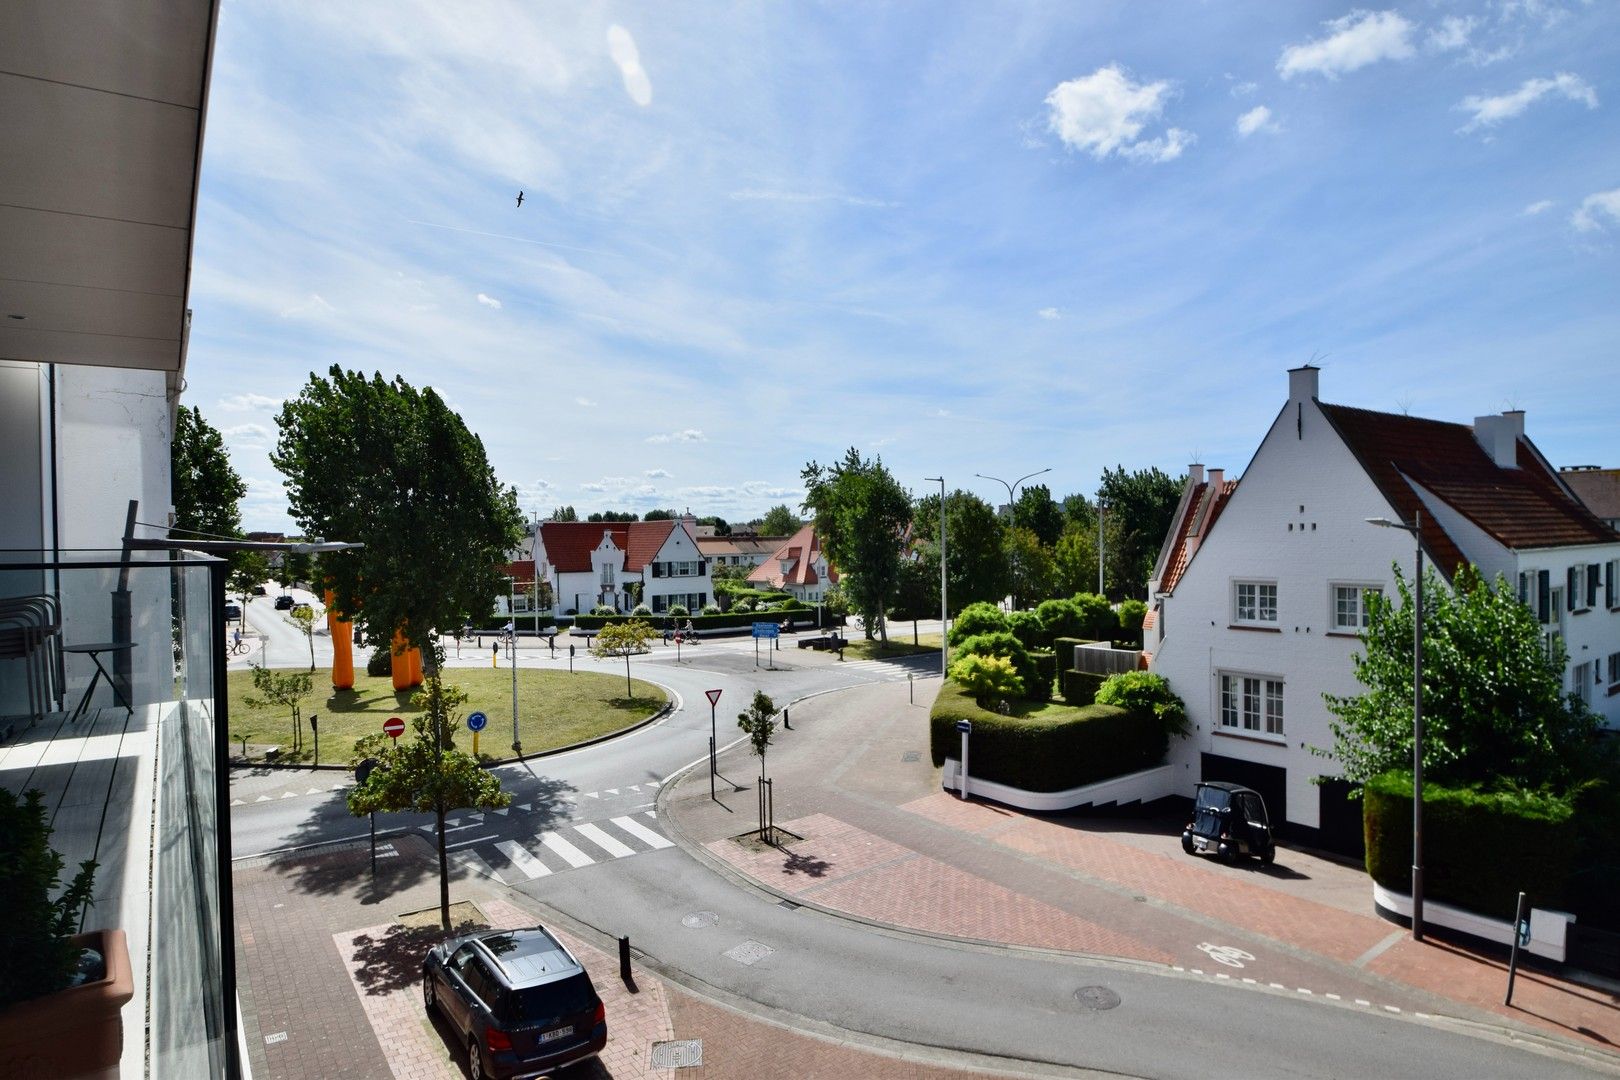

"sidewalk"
[234,832,1013,1079]
[659,678,1620,1059]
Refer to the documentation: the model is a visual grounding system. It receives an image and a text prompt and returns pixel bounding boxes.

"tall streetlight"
[1096,494,1106,596]
[976,467,1050,610]
[925,477,948,678]
[1366,510,1424,942]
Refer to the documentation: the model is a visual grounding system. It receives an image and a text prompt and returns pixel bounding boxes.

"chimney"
[1188,463,1205,485]
[1288,364,1319,403]
[1207,468,1225,490]
[1473,414,1519,469]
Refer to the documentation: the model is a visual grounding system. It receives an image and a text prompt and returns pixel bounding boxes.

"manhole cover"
[901,751,921,762]
[682,911,718,928]
[650,1039,704,1068]
[724,940,775,966]
[1075,986,1121,1011]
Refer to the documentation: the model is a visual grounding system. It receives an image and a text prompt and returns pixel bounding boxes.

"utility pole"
[925,476,948,677]
[1097,495,1106,596]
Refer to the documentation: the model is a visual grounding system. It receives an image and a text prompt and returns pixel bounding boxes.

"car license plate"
[1194,838,1211,852]
[539,1025,573,1043]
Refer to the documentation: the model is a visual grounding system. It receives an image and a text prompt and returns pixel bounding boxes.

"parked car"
[251,584,267,596]
[222,603,242,621]
[274,594,295,610]
[423,927,607,1080]
[1181,781,1275,865]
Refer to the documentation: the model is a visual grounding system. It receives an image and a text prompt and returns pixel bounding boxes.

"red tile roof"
[1158,478,1239,594]
[1319,404,1617,570]
[536,520,677,573]
[747,524,837,589]
[1561,468,1620,522]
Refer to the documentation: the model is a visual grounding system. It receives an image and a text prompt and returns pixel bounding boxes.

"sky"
[188,1,1620,532]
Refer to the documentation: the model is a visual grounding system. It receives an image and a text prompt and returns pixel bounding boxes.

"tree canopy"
[271,366,524,658]
[587,510,637,522]
[912,490,1008,615]
[802,449,911,641]
[1320,563,1601,789]
[697,515,731,536]
[1098,465,1182,599]
[171,405,249,571]
[550,505,578,522]
[1012,484,1065,548]
[759,504,801,536]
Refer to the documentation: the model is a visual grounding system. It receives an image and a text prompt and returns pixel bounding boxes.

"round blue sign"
[466,711,488,732]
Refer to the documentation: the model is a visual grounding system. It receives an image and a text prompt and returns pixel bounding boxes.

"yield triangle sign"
[705,689,722,707]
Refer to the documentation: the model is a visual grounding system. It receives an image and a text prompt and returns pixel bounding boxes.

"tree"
[1003,526,1057,610]
[171,404,249,572]
[1053,522,1100,598]
[289,603,318,671]
[550,505,578,522]
[890,554,938,631]
[1320,564,1601,790]
[949,653,1024,707]
[587,510,636,523]
[1012,484,1065,548]
[642,508,677,521]
[1060,491,1097,528]
[1097,466,1183,600]
[1071,592,1116,640]
[802,450,911,643]
[911,490,1008,615]
[736,690,779,840]
[760,504,801,536]
[697,515,731,536]
[591,619,655,698]
[346,662,510,929]
[229,550,270,610]
[244,665,313,755]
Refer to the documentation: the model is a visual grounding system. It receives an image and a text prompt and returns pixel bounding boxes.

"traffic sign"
[705,689,722,707]
[466,711,488,733]
[752,621,780,639]
[956,719,973,733]
[383,716,405,740]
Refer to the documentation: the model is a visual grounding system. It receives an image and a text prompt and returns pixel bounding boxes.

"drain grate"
[681,911,718,929]
[650,1039,704,1068]
[1075,986,1121,1011]
[902,751,921,763]
[724,940,775,966]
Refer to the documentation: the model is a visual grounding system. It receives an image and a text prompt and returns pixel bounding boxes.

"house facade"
[533,519,714,614]
[746,523,837,603]
[1561,466,1620,531]
[695,532,787,569]
[1148,366,1620,853]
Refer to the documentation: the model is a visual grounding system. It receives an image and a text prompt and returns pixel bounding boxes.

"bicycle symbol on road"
[1197,943,1256,968]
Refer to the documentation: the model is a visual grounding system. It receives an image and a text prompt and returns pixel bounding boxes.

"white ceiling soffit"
[0,1,219,373]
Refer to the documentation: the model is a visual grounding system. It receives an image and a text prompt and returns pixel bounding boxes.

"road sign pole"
[472,731,479,757]
[1505,891,1529,1006]
[369,811,376,879]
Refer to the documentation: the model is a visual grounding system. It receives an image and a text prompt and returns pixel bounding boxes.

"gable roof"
[747,523,836,589]
[1157,476,1239,595]
[1560,468,1620,523]
[1318,404,1616,571]
[536,520,677,573]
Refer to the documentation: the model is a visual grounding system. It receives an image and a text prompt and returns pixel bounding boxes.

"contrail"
[406,219,619,258]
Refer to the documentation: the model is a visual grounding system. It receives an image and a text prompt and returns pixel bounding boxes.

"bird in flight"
[515,190,525,208]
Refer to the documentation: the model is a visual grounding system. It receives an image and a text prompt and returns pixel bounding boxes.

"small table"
[63,642,137,721]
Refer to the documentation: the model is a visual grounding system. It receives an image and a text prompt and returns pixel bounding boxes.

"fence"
[1068,641,1142,676]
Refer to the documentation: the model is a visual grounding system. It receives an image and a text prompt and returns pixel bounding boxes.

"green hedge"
[468,615,556,633]
[572,611,823,632]
[1364,771,1577,917]
[1061,669,1107,706]
[928,682,1166,792]
[1029,650,1057,698]
[1051,637,1095,668]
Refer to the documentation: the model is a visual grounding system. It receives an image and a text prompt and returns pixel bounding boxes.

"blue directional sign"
[466,711,488,733]
[955,720,973,734]
[752,621,780,639]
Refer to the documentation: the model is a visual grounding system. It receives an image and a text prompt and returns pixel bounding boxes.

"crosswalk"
[435,811,672,885]
[838,655,942,682]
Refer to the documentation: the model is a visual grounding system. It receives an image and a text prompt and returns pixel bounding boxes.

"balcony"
[0,549,234,1077]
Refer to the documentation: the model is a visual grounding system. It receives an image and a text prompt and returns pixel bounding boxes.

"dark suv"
[423,927,607,1079]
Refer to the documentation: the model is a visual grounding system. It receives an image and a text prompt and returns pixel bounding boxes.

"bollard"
[1505,891,1529,1006]
[619,935,632,984]
[909,673,914,704]
[783,707,791,731]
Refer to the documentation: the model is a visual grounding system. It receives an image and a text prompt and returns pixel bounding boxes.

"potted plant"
[0,788,131,1079]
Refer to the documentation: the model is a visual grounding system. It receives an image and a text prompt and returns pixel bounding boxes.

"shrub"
[929,682,1166,792]
[667,604,690,618]
[590,604,615,616]
[1116,599,1147,632]
[1061,669,1107,705]
[732,600,753,613]
[564,608,577,616]
[948,653,1024,704]
[1029,650,1057,698]
[953,631,1040,699]
[1006,609,1046,649]
[948,601,1008,645]
[631,603,652,616]
[1071,592,1116,639]
[1364,771,1577,917]
[1094,671,1188,736]
[1051,636,1095,669]
[0,789,98,1009]
[1036,598,1085,641]
[700,603,722,615]
[366,646,393,678]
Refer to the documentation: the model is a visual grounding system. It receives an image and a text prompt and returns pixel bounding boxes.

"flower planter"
[0,929,132,1079]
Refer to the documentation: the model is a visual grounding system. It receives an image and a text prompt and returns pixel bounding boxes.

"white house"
[746,523,837,603]
[1147,366,1620,853]
[533,519,714,615]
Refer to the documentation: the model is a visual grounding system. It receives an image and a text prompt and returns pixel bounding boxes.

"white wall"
[642,524,712,610]
[0,361,46,552]
[1515,543,1620,729]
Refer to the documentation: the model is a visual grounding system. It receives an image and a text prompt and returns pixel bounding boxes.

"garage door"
[1199,753,1286,834]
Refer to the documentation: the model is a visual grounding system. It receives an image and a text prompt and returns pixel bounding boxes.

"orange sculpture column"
[391,628,413,691]
[326,590,354,690]
[407,643,423,686]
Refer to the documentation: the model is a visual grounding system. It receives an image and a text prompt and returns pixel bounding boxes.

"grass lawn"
[228,667,666,764]
[840,631,942,661]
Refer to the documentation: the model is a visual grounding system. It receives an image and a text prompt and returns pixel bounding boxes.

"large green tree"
[1003,525,1057,609]
[1097,466,1182,600]
[171,405,249,569]
[1012,484,1065,548]
[911,490,1008,615]
[1052,521,1100,597]
[802,450,912,642]
[1320,564,1600,790]
[760,504,801,536]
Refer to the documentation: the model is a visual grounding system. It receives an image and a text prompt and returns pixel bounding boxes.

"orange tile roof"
[1159,478,1238,594]
[536,520,677,573]
[747,524,837,588]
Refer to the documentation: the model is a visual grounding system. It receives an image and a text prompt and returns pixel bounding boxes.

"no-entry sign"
[383,716,405,740]
[705,689,722,707]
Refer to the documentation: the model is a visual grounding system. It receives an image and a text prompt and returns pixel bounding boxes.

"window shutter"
[653,562,663,578]
[1609,563,1617,608]
[1518,572,1528,605]
[1538,570,1551,622]
[699,560,707,575]
[1567,567,1577,611]
[1589,564,1601,608]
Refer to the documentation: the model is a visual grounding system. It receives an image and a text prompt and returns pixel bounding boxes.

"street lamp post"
[925,476,948,678]
[976,467,1050,610]
[507,576,521,756]
[1096,494,1106,596]
[1366,510,1424,942]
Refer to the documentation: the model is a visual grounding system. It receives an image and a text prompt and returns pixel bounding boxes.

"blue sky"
[189,1,1620,531]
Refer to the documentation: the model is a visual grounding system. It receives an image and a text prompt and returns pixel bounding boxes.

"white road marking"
[575,822,635,859]
[611,815,672,849]
[466,813,484,822]
[493,808,509,816]
[280,791,298,799]
[540,832,595,869]
[585,792,599,799]
[1325,993,1340,1000]
[231,799,244,806]
[446,834,497,850]
[448,849,505,883]
[444,822,481,833]
[305,787,323,795]
[496,841,551,879]
[1355,999,1371,1007]
[644,810,657,819]
[516,804,531,813]
[605,788,619,795]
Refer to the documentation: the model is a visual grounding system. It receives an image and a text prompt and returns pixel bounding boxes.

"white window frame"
[1608,559,1620,610]
[1571,564,1589,613]
[1607,651,1620,688]
[1217,672,1285,738]
[1330,583,1381,632]
[1573,662,1592,706]
[1232,580,1278,627]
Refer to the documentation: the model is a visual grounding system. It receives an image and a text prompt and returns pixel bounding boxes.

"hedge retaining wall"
[1061,669,1107,706]
[572,610,827,632]
[928,682,1166,793]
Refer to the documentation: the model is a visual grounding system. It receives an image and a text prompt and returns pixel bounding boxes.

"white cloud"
[643,429,706,443]
[728,188,895,209]
[1229,79,1258,98]
[476,292,502,308]
[1045,66,1192,164]
[1037,307,1061,320]
[1457,73,1597,132]
[1571,188,1620,233]
[1278,10,1415,80]
[218,392,282,411]
[279,292,336,319]
[606,25,652,107]
[645,468,672,479]
[574,396,597,407]
[1523,199,1555,215]
[222,422,274,442]
[1235,105,1281,137]
[1428,15,1476,53]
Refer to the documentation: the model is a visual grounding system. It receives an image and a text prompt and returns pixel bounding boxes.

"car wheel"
[423,973,436,1013]
[1218,843,1235,865]
[1260,843,1276,866]
[1181,833,1195,855]
[467,1037,484,1080]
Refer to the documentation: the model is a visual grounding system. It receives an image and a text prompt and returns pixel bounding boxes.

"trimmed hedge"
[928,682,1166,792]
[572,611,828,632]
[1029,650,1057,699]
[1051,637,1096,669]
[1061,669,1107,706]
[1364,771,1577,917]
[1006,610,1047,650]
